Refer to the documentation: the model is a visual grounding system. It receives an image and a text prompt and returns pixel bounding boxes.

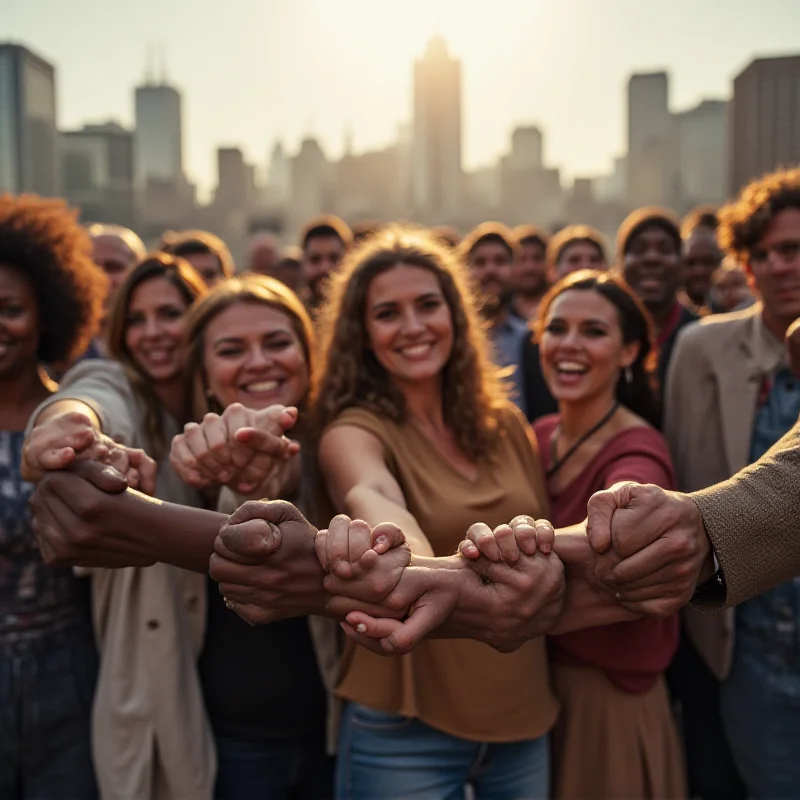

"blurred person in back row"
[247,231,280,277]
[162,228,235,286]
[680,207,723,314]
[461,222,528,409]
[510,224,550,321]
[709,257,754,314]
[299,215,353,316]
[618,207,699,391]
[79,223,146,361]
[0,194,106,799]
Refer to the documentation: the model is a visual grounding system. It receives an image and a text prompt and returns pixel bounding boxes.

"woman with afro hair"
[0,194,106,798]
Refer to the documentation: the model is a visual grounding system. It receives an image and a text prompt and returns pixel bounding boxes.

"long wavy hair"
[312,226,508,461]
[107,253,208,459]
[182,274,316,427]
[535,270,661,428]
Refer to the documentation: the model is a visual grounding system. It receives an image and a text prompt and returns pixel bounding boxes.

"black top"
[199,576,327,741]
[521,339,558,423]
[657,305,700,390]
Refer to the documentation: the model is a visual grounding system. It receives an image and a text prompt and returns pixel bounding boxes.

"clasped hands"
[212,482,715,655]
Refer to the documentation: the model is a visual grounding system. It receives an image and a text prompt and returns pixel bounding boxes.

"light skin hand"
[170,403,300,494]
[586,481,714,616]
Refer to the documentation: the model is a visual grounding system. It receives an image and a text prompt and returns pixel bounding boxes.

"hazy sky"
[6,0,800,197]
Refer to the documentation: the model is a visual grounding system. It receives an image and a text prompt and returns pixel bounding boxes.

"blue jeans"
[336,702,549,800]
[214,729,334,799]
[0,622,98,800]
[720,580,800,799]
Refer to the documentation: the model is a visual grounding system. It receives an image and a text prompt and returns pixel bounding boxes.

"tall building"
[215,146,247,211]
[730,55,800,194]
[134,79,183,187]
[288,137,330,237]
[266,141,290,207]
[675,100,728,209]
[627,71,675,207]
[0,43,59,195]
[61,122,135,227]
[509,126,543,170]
[412,36,463,219]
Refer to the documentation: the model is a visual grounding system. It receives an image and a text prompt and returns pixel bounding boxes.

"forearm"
[33,399,101,430]
[343,485,435,557]
[106,489,226,573]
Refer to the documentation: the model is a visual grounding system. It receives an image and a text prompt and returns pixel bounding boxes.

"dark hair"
[313,225,508,461]
[536,270,661,428]
[547,224,608,269]
[161,229,235,278]
[431,225,461,249]
[681,206,719,239]
[718,167,800,261]
[513,224,550,251]
[0,194,106,367]
[107,253,208,459]
[300,215,354,251]
[459,221,520,262]
[617,207,682,261]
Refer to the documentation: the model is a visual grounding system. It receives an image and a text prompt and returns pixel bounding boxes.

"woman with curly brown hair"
[22,254,215,799]
[313,225,559,799]
[0,194,106,798]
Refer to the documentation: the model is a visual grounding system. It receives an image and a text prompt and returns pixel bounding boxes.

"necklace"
[547,402,621,479]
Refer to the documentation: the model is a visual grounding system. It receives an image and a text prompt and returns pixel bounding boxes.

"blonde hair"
[183,274,315,424]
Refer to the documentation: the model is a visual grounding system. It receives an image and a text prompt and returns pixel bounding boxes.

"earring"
[625,366,633,384]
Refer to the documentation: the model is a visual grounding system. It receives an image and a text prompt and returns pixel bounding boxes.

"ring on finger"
[223,596,235,611]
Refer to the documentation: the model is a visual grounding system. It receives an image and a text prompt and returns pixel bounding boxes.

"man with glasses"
[659,166,800,800]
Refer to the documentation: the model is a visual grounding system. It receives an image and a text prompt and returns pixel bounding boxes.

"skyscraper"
[0,43,58,195]
[412,36,462,219]
[134,78,183,188]
[675,100,728,208]
[730,55,800,194]
[61,122,135,227]
[627,71,674,207]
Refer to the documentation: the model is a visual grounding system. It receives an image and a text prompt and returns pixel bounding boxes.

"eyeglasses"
[750,240,800,267]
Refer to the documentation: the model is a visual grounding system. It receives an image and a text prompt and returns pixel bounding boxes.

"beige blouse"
[327,404,559,743]
[33,361,215,800]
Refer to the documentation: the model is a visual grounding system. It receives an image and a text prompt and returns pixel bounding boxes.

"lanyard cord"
[547,402,621,479]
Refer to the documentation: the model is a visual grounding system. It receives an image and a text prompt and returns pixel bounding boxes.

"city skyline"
[6,0,800,198]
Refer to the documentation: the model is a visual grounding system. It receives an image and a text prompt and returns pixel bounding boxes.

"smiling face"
[622,224,682,311]
[364,263,454,390]
[540,288,639,405]
[124,276,190,384]
[0,263,39,379]
[203,300,309,410]
[683,229,722,306]
[747,208,800,328]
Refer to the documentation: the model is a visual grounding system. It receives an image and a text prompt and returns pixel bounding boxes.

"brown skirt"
[550,664,687,800]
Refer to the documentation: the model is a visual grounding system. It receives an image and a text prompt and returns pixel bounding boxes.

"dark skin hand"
[30,459,227,573]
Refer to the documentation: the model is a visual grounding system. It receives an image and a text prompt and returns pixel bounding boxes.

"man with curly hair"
[0,193,106,797]
[660,166,800,799]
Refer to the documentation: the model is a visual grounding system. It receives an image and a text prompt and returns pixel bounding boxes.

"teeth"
[557,361,587,373]
[401,344,432,357]
[245,380,280,392]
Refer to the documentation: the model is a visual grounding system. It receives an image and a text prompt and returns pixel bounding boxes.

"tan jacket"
[33,361,216,800]
[692,416,800,609]
[664,304,785,679]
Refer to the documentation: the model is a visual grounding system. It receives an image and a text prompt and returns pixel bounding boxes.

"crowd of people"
[1,165,798,800]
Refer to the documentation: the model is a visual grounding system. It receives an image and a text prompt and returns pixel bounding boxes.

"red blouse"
[534,416,680,694]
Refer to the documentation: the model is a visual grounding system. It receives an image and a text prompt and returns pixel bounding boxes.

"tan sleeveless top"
[327,403,559,742]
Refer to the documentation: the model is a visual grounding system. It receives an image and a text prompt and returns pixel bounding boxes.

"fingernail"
[382,640,394,653]
[356,623,367,634]
[374,535,388,550]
